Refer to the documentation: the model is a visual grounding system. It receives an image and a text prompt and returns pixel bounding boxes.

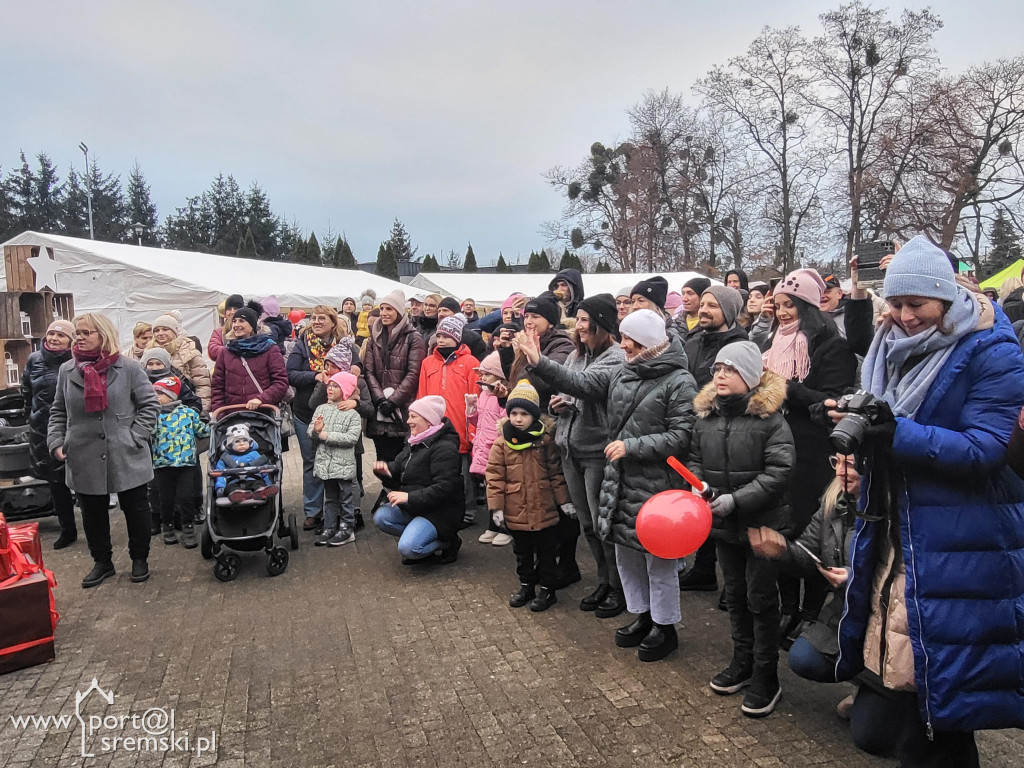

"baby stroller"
[201,405,298,581]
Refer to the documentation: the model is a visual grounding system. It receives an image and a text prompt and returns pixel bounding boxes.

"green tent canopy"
[980,258,1024,290]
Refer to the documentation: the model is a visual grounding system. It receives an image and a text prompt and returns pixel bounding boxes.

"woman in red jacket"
[211,304,289,412]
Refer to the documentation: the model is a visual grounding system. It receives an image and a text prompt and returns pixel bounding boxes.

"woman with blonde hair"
[48,312,159,587]
[125,322,152,361]
[288,304,346,529]
[148,313,211,415]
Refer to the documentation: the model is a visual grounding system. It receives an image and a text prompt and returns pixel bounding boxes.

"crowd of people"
[22,248,1024,767]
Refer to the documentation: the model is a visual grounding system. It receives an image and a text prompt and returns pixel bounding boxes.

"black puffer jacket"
[263,315,293,356]
[688,371,794,542]
[782,493,856,656]
[684,325,749,388]
[597,339,698,552]
[376,419,464,543]
[1003,287,1024,324]
[21,347,72,477]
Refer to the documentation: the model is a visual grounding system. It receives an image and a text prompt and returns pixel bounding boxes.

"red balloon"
[636,490,712,559]
[288,309,306,324]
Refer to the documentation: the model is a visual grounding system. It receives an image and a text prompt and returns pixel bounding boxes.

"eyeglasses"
[311,315,331,322]
[829,456,857,470]
[710,364,738,378]
[424,302,438,309]
[74,329,97,337]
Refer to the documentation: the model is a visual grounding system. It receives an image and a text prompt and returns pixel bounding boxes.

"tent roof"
[0,231,405,306]
[408,270,718,307]
[979,258,1024,290]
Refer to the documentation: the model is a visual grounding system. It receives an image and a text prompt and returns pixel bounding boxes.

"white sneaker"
[478,529,498,543]
[491,533,513,547]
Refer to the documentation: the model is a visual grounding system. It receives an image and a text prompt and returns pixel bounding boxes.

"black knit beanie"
[631,276,669,310]
[577,293,619,336]
[225,294,245,311]
[524,292,561,327]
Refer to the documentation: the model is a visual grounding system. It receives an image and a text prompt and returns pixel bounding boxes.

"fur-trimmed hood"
[693,369,787,419]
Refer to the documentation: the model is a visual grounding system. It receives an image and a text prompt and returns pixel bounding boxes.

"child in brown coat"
[486,379,573,612]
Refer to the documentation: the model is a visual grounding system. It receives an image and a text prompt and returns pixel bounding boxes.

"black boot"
[741,667,782,718]
[509,584,535,608]
[53,531,78,550]
[180,523,198,549]
[131,559,150,583]
[595,588,627,619]
[82,561,115,589]
[779,612,802,651]
[529,586,557,612]
[638,622,678,662]
[579,583,609,612]
[354,511,365,531]
[678,567,717,591]
[161,524,178,545]
[615,611,653,648]
[436,535,462,564]
[710,655,754,695]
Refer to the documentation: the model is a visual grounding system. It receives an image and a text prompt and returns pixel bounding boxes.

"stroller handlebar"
[211,404,281,422]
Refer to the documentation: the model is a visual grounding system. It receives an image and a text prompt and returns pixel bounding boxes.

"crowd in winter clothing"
[26,251,1024,768]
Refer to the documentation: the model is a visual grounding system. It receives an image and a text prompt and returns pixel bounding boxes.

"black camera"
[830,390,887,454]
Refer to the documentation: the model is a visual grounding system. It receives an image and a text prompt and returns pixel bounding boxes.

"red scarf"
[73,347,120,413]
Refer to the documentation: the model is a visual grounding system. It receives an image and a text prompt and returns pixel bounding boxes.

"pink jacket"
[469,387,504,475]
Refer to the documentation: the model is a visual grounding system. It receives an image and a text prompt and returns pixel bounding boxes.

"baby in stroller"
[215,424,281,506]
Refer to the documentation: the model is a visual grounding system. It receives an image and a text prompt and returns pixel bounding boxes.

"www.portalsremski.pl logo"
[7,678,217,758]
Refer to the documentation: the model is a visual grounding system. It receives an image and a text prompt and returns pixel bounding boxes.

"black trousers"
[371,435,406,463]
[49,467,77,537]
[888,691,979,767]
[717,538,781,671]
[690,537,718,578]
[79,484,151,564]
[554,511,580,573]
[155,467,197,527]
[510,527,559,589]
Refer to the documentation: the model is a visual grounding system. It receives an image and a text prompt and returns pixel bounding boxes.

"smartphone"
[793,540,823,567]
[768,276,782,294]
[855,241,895,289]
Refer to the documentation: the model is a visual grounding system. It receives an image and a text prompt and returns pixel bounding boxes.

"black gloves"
[378,399,397,418]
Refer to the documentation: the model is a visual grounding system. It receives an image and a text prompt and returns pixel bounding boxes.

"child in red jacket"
[417,314,480,526]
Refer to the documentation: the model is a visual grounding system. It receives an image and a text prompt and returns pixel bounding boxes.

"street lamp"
[133,222,146,246]
[78,142,95,240]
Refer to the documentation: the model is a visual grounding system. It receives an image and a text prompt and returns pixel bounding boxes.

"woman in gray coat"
[49,313,159,588]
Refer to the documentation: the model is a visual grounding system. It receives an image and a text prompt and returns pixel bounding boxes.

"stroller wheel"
[288,514,299,551]
[266,547,289,577]
[200,525,214,560]
[214,552,241,582]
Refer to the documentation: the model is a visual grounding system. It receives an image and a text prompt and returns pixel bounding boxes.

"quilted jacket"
[152,403,210,468]
[309,403,362,481]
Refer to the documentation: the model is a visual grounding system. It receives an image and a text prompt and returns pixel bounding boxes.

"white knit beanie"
[378,289,407,314]
[619,309,667,349]
[152,314,181,336]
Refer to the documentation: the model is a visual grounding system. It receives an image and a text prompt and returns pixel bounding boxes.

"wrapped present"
[9,522,41,571]
[0,513,12,579]
[0,570,55,674]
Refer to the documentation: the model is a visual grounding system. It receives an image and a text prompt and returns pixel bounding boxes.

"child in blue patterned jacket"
[152,376,209,549]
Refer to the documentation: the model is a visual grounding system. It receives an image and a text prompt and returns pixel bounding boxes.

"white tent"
[408,270,718,308]
[0,232,406,350]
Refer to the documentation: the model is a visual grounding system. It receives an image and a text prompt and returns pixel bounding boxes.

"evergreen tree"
[376,242,399,280]
[464,242,478,272]
[85,159,129,243]
[557,248,584,272]
[32,153,64,234]
[385,218,417,263]
[305,231,322,266]
[61,168,91,239]
[243,183,280,260]
[290,235,308,264]
[984,210,1023,278]
[125,161,159,245]
[336,238,357,269]
[495,253,510,273]
[237,227,258,259]
[0,165,15,242]
[7,152,34,229]
[527,250,550,273]
[163,195,206,251]
[420,253,440,273]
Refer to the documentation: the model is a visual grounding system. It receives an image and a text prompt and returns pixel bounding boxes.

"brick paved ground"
[2,446,1022,767]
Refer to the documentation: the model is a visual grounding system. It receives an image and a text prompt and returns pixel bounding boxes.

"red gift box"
[0,570,55,674]
[0,513,10,579]
[9,523,42,571]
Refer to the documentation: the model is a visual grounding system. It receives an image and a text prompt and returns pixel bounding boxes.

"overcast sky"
[3,1,1022,266]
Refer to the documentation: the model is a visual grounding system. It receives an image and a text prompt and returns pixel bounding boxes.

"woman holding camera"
[829,236,1024,766]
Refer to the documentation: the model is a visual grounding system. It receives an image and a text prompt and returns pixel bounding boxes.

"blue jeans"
[373,503,440,559]
[292,415,324,519]
[787,637,837,683]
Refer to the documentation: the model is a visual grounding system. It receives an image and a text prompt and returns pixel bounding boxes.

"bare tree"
[696,26,830,273]
[808,2,942,260]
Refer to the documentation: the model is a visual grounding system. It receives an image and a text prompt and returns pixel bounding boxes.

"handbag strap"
[239,357,263,395]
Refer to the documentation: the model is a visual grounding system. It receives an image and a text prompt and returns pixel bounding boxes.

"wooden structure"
[1,245,75,389]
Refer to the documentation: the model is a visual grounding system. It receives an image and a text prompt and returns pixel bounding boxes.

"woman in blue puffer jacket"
[829,236,1024,767]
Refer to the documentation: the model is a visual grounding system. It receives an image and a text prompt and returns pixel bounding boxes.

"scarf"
[437,346,458,362]
[72,347,119,413]
[625,339,670,365]
[861,289,980,419]
[303,328,331,373]
[226,334,276,358]
[409,423,444,446]
[503,418,545,450]
[763,321,810,382]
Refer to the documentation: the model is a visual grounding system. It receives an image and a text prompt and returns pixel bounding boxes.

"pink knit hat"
[664,291,683,312]
[409,395,446,426]
[473,351,505,379]
[501,293,523,315]
[774,268,826,308]
[328,372,358,401]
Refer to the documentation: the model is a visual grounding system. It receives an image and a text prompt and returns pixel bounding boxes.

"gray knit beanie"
[702,285,745,329]
[715,341,764,390]
[141,346,172,370]
[883,236,958,302]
